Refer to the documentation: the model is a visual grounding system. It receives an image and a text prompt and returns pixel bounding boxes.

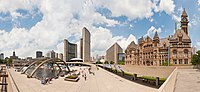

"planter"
[64,77,79,82]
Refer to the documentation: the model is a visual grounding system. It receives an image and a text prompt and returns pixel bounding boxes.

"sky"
[0,0,200,58]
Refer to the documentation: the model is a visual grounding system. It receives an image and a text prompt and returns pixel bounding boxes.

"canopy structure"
[21,58,70,79]
[70,58,83,62]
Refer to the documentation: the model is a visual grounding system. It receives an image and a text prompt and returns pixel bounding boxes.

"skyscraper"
[80,27,91,62]
[0,53,4,60]
[36,51,43,58]
[63,39,77,62]
[46,50,56,58]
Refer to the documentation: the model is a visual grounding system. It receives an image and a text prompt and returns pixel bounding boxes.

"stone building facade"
[125,9,191,66]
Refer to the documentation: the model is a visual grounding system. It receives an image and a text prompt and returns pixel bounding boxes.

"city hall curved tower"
[80,27,91,62]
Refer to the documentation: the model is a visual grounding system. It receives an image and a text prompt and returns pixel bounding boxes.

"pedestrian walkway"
[174,69,200,92]
[8,66,157,92]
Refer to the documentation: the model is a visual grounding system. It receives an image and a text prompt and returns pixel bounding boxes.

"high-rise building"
[80,27,91,62]
[55,53,58,58]
[125,9,192,66]
[63,39,77,62]
[46,50,56,58]
[106,42,123,64]
[58,53,63,60]
[0,53,4,60]
[36,51,43,58]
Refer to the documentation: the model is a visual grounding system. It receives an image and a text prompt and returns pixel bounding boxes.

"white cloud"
[0,0,134,58]
[96,0,154,20]
[153,0,175,15]
[191,15,200,27]
[172,15,181,22]
[91,27,137,56]
[198,0,200,5]
[145,26,162,38]
[0,0,177,58]
[158,0,175,14]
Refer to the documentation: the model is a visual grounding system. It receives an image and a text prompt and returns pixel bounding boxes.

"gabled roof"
[146,36,152,42]
[170,29,190,41]
[125,41,138,51]
[160,38,169,47]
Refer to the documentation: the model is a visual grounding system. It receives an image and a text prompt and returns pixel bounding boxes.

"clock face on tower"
[182,17,187,22]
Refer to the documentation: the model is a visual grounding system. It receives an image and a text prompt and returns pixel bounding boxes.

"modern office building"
[0,53,4,60]
[106,42,123,64]
[80,27,91,62]
[55,53,58,58]
[118,53,125,62]
[36,51,43,58]
[46,50,56,58]
[125,9,192,66]
[63,39,77,62]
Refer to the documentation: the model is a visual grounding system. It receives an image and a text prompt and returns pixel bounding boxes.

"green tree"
[162,61,170,66]
[191,50,200,65]
[96,61,103,64]
[104,61,109,64]
[110,61,115,64]
[0,59,4,64]
[7,58,13,66]
[118,61,125,65]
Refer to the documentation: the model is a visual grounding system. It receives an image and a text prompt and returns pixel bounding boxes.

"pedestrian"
[48,77,51,84]
[84,74,87,81]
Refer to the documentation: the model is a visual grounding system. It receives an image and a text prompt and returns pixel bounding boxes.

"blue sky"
[0,0,200,58]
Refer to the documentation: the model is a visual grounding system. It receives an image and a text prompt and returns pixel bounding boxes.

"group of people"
[80,68,87,81]
[41,77,52,85]
[79,67,96,81]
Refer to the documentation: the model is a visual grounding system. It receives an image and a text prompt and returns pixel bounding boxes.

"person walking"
[84,74,87,81]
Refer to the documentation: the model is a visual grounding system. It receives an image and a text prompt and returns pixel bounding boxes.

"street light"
[168,44,170,66]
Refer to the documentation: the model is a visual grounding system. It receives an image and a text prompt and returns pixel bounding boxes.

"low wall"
[120,65,175,78]
[158,67,177,92]
[6,68,20,92]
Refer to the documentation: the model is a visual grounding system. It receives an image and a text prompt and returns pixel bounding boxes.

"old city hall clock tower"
[180,9,189,35]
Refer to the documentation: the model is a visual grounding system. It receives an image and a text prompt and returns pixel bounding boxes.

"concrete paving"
[8,66,157,92]
[174,69,200,92]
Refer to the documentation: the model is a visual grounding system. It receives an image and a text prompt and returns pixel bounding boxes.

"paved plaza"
[8,66,157,92]
[174,69,200,92]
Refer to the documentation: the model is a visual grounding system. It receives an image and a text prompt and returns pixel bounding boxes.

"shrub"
[104,61,109,64]
[118,61,125,65]
[96,61,103,64]
[110,61,115,64]
[140,76,166,81]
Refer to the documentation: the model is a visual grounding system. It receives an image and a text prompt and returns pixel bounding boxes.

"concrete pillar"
[156,77,159,86]
[121,71,124,76]
[133,74,137,80]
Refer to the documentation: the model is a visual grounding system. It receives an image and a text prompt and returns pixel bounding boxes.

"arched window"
[173,49,177,57]
[184,49,188,57]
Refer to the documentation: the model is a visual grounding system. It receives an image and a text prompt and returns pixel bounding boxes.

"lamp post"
[168,44,170,66]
